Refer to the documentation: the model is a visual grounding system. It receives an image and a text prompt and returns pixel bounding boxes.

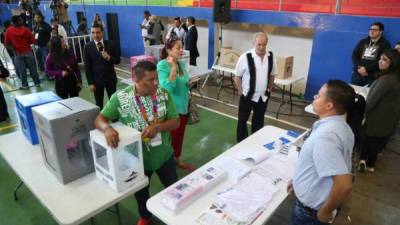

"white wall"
[217,23,314,95]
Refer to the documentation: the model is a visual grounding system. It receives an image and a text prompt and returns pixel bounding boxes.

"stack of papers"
[162,166,226,214]
[214,172,278,223]
[256,154,295,182]
[214,157,252,183]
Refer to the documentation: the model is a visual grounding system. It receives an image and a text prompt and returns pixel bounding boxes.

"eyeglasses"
[369,28,380,32]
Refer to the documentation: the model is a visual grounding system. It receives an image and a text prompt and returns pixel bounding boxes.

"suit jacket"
[84,40,120,86]
[364,72,400,137]
[184,26,199,58]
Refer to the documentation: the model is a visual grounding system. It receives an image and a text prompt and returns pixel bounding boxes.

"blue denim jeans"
[36,46,49,71]
[291,198,329,225]
[15,52,40,87]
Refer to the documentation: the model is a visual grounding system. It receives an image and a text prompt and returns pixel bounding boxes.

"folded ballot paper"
[162,166,226,214]
[214,172,279,223]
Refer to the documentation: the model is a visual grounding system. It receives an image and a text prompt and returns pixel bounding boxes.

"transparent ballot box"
[90,122,145,192]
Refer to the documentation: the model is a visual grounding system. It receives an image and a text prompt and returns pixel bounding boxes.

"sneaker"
[358,160,367,172]
[35,84,41,87]
[367,167,375,172]
[19,85,29,90]
[137,218,151,225]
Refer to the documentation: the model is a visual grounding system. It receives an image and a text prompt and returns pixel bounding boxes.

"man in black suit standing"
[84,23,120,109]
[184,16,199,66]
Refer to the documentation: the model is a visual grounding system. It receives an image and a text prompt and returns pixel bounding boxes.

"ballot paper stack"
[162,166,226,214]
[213,172,279,224]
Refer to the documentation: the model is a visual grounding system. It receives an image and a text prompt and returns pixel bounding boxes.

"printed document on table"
[213,156,252,183]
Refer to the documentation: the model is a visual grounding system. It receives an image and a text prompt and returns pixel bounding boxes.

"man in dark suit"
[84,23,120,109]
[184,16,199,66]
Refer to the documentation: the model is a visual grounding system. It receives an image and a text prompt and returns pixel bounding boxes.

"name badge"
[150,133,162,147]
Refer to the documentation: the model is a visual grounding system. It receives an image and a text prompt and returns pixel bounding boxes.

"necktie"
[97,42,104,52]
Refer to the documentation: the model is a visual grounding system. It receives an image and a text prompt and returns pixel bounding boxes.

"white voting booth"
[90,122,145,192]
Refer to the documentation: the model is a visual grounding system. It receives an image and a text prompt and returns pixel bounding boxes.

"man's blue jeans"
[36,46,49,71]
[15,52,40,87]
[291,198,329,225]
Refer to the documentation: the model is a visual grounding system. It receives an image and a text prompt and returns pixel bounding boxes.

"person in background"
[18,0,33,28]
[33,11,51,72]
[351,22,390,86]
[84,24,120,109]
[157,34,195,172]
[1,20,19,79]
[395,42,400,53]
[146,15,163,46]
[0,85,9,123]
[77,17,88,35]
[166,17,186,41]
[358,49,400,172]
[184,16,199,66]
[5,15,41,89]
[51,18,68,46]
[95,61,179,225]
[234,32,277,142]
[45,36,82,99]
[140,10,151,46]
[288,80,365,225]
[92,13,105,30]
[0,60,9,123]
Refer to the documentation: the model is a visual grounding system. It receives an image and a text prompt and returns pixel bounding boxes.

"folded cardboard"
[276,56,294,79]
[32,97,99,184]
[90,122,145,192]
[15,91,61,145]
[219,47,240,69]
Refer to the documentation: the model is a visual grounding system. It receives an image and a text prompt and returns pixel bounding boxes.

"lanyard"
[134,94,158,125]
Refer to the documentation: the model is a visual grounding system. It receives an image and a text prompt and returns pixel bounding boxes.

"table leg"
[13,180,24,201]
[230,73,236,95]
[201,73,211,89]
[115,203,122,225]
[275,85,286,119]
[289,84,293,112]
[217,71,224,99]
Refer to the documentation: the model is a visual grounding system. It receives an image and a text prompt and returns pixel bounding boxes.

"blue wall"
[1,4,400,99]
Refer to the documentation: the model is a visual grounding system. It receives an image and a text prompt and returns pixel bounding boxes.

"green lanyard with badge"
[134,94,162,150]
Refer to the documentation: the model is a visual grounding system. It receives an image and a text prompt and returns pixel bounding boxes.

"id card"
[35,33,39,40]
[150,133,162,147]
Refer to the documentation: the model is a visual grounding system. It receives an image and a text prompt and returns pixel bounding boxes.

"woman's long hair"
[325,80,366,143]
[49,36,68,66]
[379,48,400,76]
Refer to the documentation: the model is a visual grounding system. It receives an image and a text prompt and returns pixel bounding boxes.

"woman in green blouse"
[157,34,195,172]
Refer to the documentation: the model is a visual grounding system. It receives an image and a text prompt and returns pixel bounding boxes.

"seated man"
[94,61,179,225]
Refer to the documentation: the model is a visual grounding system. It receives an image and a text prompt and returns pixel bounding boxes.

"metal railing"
[66,34,91,64]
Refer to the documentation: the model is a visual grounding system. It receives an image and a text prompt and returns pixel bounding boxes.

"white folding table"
[0,131,149,225]
[147,125,300,225]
